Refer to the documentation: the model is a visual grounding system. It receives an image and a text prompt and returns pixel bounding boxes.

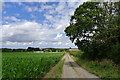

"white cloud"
[0,28,2,41]
[41,5,53,9]
[54,33,63,40]
[17,2,22,6]
[3,0,89,2]
[15,13,20,17]
[2,40,77,48]
[2,2,86,48]
[2,21,43,42]
[4,16,21,21]
[25,6,33,12]
[44,14,53,20]
[3,11,6,14]
[1,21,76,48]
[25,5,40,12]
[0,2,2,13]
[1,21,64,42]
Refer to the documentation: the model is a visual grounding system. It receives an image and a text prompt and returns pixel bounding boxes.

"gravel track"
[62,53,100,79]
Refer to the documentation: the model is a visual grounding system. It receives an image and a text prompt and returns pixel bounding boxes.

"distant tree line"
[65,2,120,64]
[1,47,69,52]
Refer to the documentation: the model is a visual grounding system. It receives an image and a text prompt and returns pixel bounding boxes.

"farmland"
[2,52,64,79]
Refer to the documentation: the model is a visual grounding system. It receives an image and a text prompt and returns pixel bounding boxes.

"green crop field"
[2,52,64,79]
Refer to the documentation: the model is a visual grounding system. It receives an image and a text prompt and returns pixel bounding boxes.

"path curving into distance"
[62,53,100,79]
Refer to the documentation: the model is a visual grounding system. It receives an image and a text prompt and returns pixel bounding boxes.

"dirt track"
[62,53,100,79]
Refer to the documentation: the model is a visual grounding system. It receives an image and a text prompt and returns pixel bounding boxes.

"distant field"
[2,52,64,79]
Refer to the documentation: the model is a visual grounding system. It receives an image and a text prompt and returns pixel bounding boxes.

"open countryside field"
[2,1,120,80]
[2,52,64,78]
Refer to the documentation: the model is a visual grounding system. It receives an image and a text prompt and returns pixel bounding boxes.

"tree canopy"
[65,2,120,63]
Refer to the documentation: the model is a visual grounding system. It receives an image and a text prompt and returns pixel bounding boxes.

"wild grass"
[0,52,2,79]
[70,51,120,79]
[47,59,65,80]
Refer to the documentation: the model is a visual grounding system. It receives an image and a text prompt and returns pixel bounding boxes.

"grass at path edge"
[70,51,120,80]
[43,55,65,80]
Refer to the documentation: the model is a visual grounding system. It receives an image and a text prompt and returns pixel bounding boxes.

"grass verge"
[0,52,2,80]
[49,59,64,79]
[43,56,65,80]
[70,51,120,79]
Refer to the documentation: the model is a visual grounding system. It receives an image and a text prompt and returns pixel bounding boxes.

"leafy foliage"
[65,2,120,63]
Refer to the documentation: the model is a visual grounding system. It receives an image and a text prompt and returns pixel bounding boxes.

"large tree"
[65,2,105,59]
[65,1,120,62]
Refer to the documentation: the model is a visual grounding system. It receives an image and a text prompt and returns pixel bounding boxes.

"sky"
[1,0,88,49]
